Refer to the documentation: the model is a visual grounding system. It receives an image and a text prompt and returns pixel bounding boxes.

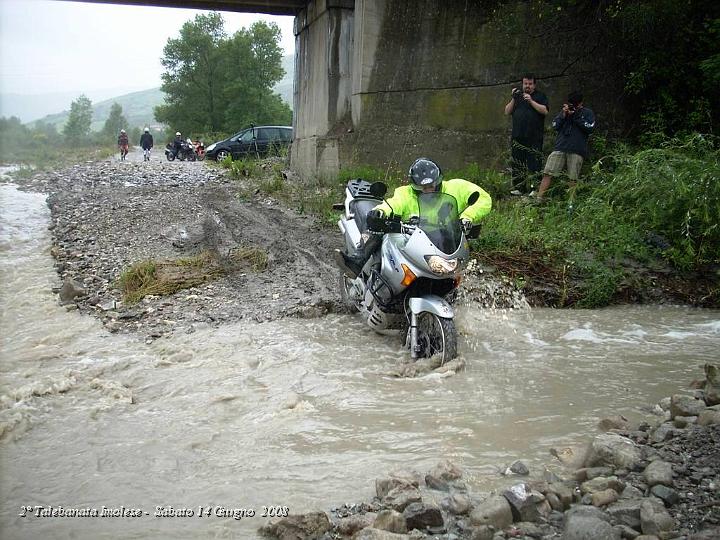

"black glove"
[366,209,386,233]
[461,218,473,233]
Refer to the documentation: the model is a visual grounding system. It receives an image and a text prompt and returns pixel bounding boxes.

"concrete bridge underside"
[72,0,625,179]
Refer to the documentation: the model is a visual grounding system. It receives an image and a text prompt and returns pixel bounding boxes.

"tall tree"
[222,21,292,129]
[63,95,93,144]
[155,14,291,137]
[155,12,227,134]
[102,102,129,143]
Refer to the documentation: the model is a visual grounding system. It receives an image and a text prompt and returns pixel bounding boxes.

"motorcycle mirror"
[369,182,387,199]
[468,191,480,206]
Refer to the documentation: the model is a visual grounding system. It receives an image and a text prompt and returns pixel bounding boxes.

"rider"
[140,127,153,161]
[117,129,129,160]
[337,157,492,277]
[172,131,183,157]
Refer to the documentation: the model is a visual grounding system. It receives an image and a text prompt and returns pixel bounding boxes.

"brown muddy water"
[1,184,719,539]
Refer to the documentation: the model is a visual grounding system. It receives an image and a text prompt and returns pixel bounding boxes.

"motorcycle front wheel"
[414,312,457,364]
[339,272,361,313]
[165,152,175,162]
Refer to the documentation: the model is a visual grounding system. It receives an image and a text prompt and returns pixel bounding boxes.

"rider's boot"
[334,250,363,278]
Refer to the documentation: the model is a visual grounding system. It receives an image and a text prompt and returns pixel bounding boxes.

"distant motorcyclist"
[140,127,153,161]
[337,157,492,276]
[172,131,183,157]
[118,129,129,161]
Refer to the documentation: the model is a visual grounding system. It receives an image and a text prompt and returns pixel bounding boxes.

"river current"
[1,183,718,539]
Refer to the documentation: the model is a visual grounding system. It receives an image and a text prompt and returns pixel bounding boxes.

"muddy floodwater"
[1,183,719,539]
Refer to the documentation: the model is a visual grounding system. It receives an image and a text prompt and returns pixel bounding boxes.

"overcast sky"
[0,0,295,97]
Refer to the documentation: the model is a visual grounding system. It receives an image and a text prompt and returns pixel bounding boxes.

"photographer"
[537,91,595,202]
[504,74,549,195]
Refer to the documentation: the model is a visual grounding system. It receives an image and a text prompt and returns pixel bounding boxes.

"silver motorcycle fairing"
[408,296,454,318]
[379,228,469,296]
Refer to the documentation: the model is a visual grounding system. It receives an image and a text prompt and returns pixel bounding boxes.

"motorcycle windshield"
[416,192,463,254]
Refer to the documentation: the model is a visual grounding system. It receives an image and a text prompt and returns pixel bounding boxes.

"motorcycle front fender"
[408,295,454,319]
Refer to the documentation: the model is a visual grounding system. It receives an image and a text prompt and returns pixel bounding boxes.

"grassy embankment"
[220,134,720,309]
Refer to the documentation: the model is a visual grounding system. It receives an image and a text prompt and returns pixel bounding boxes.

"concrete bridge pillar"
[291,0,354,179]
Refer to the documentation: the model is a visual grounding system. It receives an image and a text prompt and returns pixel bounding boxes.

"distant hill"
[22,54,295,129]
[27,88,166,132]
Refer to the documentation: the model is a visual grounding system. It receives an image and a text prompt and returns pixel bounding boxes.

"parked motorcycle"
[164,141,196,162]
[193,140,206,161]
[334,179,480,364]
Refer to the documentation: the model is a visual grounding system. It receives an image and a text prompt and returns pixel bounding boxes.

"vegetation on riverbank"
[221,133,719,309]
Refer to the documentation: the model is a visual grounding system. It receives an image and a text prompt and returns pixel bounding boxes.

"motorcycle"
[193,140,206,161]
[164,141,196,162]
[334,179,480,364]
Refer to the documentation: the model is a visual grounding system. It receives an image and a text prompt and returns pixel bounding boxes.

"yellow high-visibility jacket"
[375,178,492,224]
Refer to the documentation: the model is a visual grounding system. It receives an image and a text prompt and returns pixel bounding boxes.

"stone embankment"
[260,366,720,540]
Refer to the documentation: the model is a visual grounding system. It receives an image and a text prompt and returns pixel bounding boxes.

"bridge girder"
[64,0,307,16]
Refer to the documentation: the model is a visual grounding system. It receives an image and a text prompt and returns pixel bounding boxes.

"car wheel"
[216,149,231,161]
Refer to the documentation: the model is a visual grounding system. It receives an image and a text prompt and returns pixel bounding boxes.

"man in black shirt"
[504,74,549,195]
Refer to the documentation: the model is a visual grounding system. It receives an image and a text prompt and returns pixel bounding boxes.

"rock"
[441,493,471,515]
[650,424,676,444]
[402,502,443,531]
[690,526,720,539]
[606,499,643,530]
[649,485,679,506]
[702,363,720,406]
[548,482,577,509]
[644,460,673,487]
[502,483,541,523]
[510,521,544,538]
[640,498,675,536]
[550,445,589,468]
[468,525,494,540]
[373,509,407,534]
[58,278,86,303]
[585,434,642,470]
[670,394,706,418]
[376,471,419,498]
[563,512,616,540]
[426,460,463,482]
[351,528,411,540]
[381,485,422,512]
[337,513,375,536]
[507,460,530,475]
[468,495,513,530]
[697,409,720,426]
[259,511,331,540]
[599,416,630,432]
[592,489,619,507]
[546,492,564,512]
[619,485,644,500]
[673,415,697,428]
[581,476,625,494]
[614,524,641,539]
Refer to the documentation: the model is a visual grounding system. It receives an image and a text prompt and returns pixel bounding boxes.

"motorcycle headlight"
[206,143,216,152]
[425,255,458,275]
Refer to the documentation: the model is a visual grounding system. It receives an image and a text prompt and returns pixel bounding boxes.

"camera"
[512,88,523,100]
[566,103,577,113]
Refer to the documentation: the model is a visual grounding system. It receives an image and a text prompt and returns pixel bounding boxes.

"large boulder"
[562,506,616,540]
[585,433,642,470]
[502,483,542,522]
[640,498,676,536]
[670,394,706,418]
[644,460,674,487]
[402,502,443,532]
[703,364,720,406]
[373,509,407,534]
[468,495,513,530]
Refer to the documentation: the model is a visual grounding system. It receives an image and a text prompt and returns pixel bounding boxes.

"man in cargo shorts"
[537,91,595,202]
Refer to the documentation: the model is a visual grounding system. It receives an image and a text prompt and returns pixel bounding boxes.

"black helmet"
[409,158,442,191]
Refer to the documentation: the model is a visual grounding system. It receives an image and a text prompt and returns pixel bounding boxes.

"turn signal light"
[401,264,416,287]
